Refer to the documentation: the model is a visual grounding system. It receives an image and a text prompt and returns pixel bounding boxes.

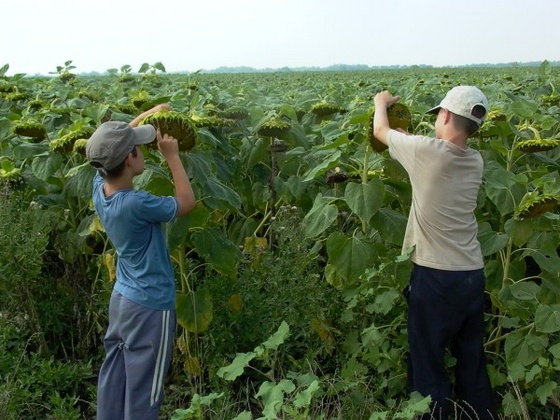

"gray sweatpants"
[97,290,176,420]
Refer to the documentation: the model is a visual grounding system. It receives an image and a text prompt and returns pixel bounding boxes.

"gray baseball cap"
[428,86,488,125]
[86,121,156,174]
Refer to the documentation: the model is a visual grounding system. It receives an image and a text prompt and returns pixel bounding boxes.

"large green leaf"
[344,179,385,224]
[535,304,560,333]
[504,218,534,248]
[549,342,560,359]
[483,163,527,216]
[326,232,377,286]
[261,321,290,350]
[504,331,548,367]
[522,247,560,276]
[370,208,407,246]
[478,222,510,256]
[13,142,49,159]
[508,99,538,119]
[176,288,213,334]
[303,150,342,182]
[302,193,338,238]
[31,153,64,181]
[508,282,540,301]
[64,164,96,198]
[217,351,257,381]
[183,149,213,184]
[191,228,240,278]
[216,321,289,381]
[201,176,242,210]
[240,136,267,169]
[256,379,296,419]
[167,205,209,251]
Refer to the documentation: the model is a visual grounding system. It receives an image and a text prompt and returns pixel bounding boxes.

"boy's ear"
[124,152,134,166]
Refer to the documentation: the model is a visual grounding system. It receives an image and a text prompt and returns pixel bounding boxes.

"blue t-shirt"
[92,174,179,310]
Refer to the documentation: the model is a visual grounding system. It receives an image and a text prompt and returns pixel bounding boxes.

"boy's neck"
[102,174,134,196]
[444,136,469,150]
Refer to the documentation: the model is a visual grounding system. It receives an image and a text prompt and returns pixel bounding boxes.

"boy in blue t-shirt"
[86,104,196,420]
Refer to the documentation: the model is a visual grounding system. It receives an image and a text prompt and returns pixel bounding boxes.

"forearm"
[373,106,391,146]
[166,155,196,216]
[129,111,150,128]
[129,104,172,127]
[373,91,400,146]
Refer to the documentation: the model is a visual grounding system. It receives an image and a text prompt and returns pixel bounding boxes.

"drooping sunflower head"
[0,158,23,188]
[6,91,29,102]
[221,105,249,121]
[50,126,95,155]
[367,103,412,152]
[326,167,350,185]
[515,138,559,153]
[132,91,150,109]
[73,138,89,156]
[514,191,558,220]
[12,120,48,142]
[141,110,196,151]
[257,115,291,138]
[310,100,345,117]
[477,108,507,139]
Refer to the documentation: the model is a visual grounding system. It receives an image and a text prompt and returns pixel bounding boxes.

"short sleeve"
[133,191,179,224]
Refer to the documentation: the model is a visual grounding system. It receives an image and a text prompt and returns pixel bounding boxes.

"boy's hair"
[450,104,486,137]
[101,147,138,180]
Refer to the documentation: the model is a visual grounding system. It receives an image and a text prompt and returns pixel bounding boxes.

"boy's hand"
[157,129,179,160]
[374,91,400,109]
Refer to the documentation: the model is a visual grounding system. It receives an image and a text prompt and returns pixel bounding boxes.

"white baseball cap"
[428,86,488,125]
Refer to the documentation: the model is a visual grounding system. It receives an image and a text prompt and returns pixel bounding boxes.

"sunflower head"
[515,139,559,153]
[368,103,412,152]
[310,100,345,117]
[12,120,48,141]
[50,127,95,155]
[257,116,291,138]
[514,192,558,220]
[141,110,196,151]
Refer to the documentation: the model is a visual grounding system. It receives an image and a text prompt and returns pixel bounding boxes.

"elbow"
[373,125,389,146]
[176,195,196,217]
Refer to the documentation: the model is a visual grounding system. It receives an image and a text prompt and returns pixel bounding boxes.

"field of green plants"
[0,60,559,419]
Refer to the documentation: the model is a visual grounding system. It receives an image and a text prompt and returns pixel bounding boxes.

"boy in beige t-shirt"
[373,86,496,420]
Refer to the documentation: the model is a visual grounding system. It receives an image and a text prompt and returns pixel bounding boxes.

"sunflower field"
[0,60,558,419]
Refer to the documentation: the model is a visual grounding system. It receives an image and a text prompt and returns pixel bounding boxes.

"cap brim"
[427,105,441,115]
[132,124,156,145]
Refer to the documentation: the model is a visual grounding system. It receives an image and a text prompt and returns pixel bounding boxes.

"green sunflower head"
[257,115,291,138]
[310,100,345,117]
[515,139,559,153]
[514,192,558,220]
[141,110,196,151]
[12,120,48,141]
[50,126,95,155]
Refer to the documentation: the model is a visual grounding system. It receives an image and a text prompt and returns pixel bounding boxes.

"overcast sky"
[2,0,558,76]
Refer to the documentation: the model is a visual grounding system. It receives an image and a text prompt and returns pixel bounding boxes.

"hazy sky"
[2,0,558,75]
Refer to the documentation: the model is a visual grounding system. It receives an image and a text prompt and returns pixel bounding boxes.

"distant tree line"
[63,61,560,77]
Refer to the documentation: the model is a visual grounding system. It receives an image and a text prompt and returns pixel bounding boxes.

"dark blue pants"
[407,264,496,420]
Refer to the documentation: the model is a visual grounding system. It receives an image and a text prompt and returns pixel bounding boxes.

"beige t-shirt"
[388,129,484,271]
